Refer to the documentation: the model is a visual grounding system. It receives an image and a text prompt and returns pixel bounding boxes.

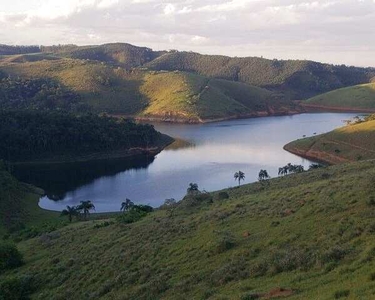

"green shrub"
[116,205,153,224]
[321,246,349,264]
[367,196,375,206]
[0,275,35,300]
[214,232,236,254]
[334,289,350,299]
[210,258,248,286]
[117,210,148,224]
[241,293,260,300]
[0,242,23,271]
[217,192,229,200]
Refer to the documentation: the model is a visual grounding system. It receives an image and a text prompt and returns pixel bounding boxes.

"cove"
[15,113,356,212]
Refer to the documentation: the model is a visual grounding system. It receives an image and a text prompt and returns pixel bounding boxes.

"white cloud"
[164,3,176,15]
[0,0,374,66]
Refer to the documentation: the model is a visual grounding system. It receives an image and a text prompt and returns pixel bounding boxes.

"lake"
[14,113,356,212]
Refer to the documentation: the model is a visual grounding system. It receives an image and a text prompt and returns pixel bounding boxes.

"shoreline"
[299,103,375,114]
[118,106,369,125]
[283,143,350,165]
[130,109,304,124]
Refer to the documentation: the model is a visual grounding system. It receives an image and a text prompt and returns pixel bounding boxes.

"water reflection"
[16,113,356,212]
[13,155,155,200]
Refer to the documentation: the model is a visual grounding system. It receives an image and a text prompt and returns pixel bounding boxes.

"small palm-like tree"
[61,205,78,222]
[258,169,270,181]
[77,200,95,220]
[234,171,245,186]
[120,198,134,212]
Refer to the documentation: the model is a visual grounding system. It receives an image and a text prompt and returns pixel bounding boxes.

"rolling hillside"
[0,57,295,122]
[44,43,167,69]
[284,117,375,164]
[1,42,374,121]
[303,83,375,112]
[145,51,375,99]
[3,160,375,299]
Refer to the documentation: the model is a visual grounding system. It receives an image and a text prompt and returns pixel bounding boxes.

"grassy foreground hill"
[284,116,375,164]
[3,160,375,299]
[0,57,295,122]
[302,83,375,112]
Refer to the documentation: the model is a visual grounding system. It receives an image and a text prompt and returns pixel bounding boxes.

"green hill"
[303,83,375,112]
[0,57,295,122]
[44,43,167,69]
[145,51,375,99]
[138,71,295,122]
[3,161,375,299]
[1,42,375,121]
[284,117,375,164]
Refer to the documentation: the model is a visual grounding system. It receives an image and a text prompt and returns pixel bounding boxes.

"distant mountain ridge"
[0,42,374,121]
[1,42,374,99]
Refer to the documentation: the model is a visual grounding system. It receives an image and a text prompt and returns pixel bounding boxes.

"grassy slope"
[0,165,60,236]
[145,51,375,99]
[4,161,375,299]
[284,119,375,164]
[138,71,294,121]
[304,83,375,111]
[0,57,292,121]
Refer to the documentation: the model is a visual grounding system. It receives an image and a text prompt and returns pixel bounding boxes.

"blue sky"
[0,0,374,67]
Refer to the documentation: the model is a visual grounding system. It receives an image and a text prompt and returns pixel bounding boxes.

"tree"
[258,169,270,181]
[61,205,78,222]
[234,171,245,186]
[77,200,95,220]
[120,198,134,212]
[187,183,199,194]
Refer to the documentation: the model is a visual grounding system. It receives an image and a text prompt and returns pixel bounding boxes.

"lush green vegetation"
[284,115,375,164]
[0,56,294,121]
[145,51,375,99]
[50,43,166,69]
[0,75,83,112]
[138,71,292,122]
[0,110,171,162]
[1,42,374,121]
[2,160,375,299]
[305,83,375,111]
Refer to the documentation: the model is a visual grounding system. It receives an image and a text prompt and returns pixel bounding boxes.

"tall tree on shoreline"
[234,171,245,186]
[77,201,95,220]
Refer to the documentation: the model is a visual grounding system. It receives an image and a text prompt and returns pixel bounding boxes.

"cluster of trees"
[0,110,164,161]
[61,201,96,222]
[146,51,375,99]
[278,163,305,176]
[0,76,84,112]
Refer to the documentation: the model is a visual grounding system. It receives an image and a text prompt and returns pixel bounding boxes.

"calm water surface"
[15,113,356,212]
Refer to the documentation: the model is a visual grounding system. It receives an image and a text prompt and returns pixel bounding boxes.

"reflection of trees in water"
[12,155,155,201]
[165,138,195,151]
